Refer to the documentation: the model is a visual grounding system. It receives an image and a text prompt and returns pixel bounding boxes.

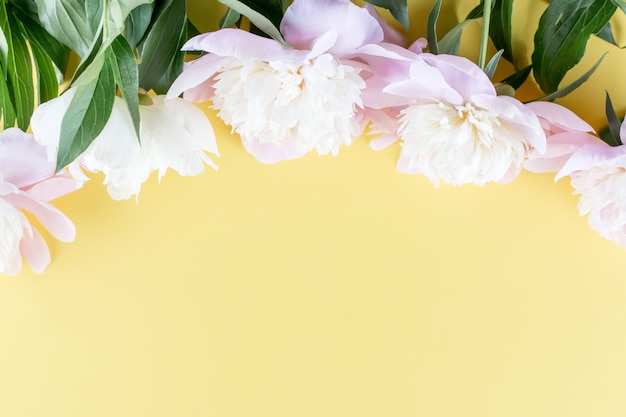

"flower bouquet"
[1,0,625,275]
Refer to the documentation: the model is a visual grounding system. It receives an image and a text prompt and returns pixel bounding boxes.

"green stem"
[478,0,493,69]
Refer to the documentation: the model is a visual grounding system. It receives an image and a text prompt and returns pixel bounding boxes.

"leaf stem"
[478,0,493,69]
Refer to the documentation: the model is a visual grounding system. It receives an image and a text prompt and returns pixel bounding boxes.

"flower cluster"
[1,0,626,274]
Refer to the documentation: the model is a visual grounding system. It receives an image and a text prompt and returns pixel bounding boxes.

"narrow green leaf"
[86,0,103,35]
[0,70,16,128]
[220,0,283,29]
[67,30,105,88]
[529,53,606,102]
[363,0,409,29]
[28,35,59,104]
[466,3,483,19]
[604,92,623,146]
[10,5,69,72]
[57,61,116,171]
[489,0,514,63]
[102,0,154,46]
[217,0,288,46]
[484,49,504,79]
[438,19,471,55]
[0,2,9,77]
[137,0,186,91]
[500,64,532,90]
[6,17,34,130]
[125,2,155,47]
[107,35,140,140]
[220,7,241,28]
[532,0,615,93]
[427,0,441,54]
[151,34,185,95]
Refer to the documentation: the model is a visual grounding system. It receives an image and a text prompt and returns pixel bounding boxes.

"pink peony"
[366,53,546,186]
[167,0,405,163]
[0,128,79,275]
[524,101,598,173]
[556,119,626,247]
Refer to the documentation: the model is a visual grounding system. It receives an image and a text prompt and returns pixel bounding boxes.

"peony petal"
[167,54,232,100]
[26,175,80,202]
[421,54,495,99]
[363,4,408,46]
[526,101,594,133]
[5,192,75,242]
[281,0,383,52]
[396,155,420,174]
[30,88,77,163]
[0,128,54,189]
[19,226,51,274]
[242,137,307,164]
[557,143,626,179]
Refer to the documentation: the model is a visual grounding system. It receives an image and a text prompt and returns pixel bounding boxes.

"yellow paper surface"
[2,2,626,416]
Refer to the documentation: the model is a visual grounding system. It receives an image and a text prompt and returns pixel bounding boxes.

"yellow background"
[2,1,626,416]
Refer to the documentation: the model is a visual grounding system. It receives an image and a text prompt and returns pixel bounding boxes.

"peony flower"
[366,53,546,186]
[555,119,626,247]
[0,128,79,275]
[524,101,598,173]
[31,91,218,200]
[167,0,403,163]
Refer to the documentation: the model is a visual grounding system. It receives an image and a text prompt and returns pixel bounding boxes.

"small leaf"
[484,49,504,79]
[218,0,288,46]
[529,53,606,102]
[107,35,140,140]
[500,64,532,90]
[438,19,472,55]
[363,0,409,29]
[57,60,116,171]
[137,0,186,91]
[532,0,615,93]
[125,3,155,47]
[489,0,514,63]
[220,7,241,28]
[427,0,441,54]
[32,0,94,55]
[604,92,623,146]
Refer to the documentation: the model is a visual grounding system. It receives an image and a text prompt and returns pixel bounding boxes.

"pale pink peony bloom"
[167,0,406,163]
[31,91,218,200]
[524,101,598,173]
[0,128,79,275]
[555,120,626,247]
[367,53,546,186]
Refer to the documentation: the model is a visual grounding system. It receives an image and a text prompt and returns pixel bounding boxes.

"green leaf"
[427,0,441,54]
[67,30,105,88]
[137,0,186,91]
[28,34,59,104]
[6,17,34,130]
[610,0,626,13]
[10,5,69,72]
[125,2,155,47]
[107,35,140,140]
[438,19,472,55]
[363,0,409,29]
[604,92,623,146]
[484,49,504,79]
[532,0,615,93]
[32,0,94,55]
[0,71,16,129]
[0,2,10,77]
[102,0,154,46]
[500,64,532,89]
[220,7,241,28]
[217,0,288,46]
[57,60,116,171]
[489,0,514,63]
[529,53,606,102]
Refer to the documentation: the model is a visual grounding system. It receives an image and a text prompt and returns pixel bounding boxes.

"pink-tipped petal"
[27,175,81,202]
[421,54,495,99]
[281,0,383,52]
[5,193,76,242]
[242,137,307,164]
[363,4,408,46]
[556,143,626,179]
[396,155,420,174]
[19,226,51,274]
[0,129,53,189]
[526,101,595,133]
[167,54,232,100]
